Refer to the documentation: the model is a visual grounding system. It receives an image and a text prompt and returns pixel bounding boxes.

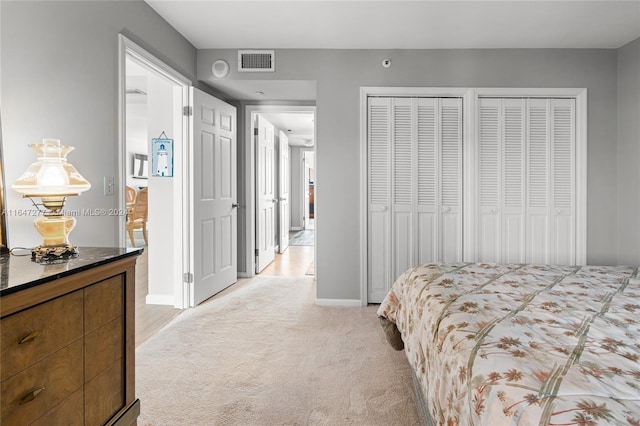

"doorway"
[244,106,316,278]
[119,35,190,345]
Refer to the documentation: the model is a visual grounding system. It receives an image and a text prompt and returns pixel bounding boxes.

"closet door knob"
[232,203,240,209]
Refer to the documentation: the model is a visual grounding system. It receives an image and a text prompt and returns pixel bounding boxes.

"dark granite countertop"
[0,247,143,296]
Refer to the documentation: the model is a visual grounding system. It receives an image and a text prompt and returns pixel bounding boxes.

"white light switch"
[104,176,114,196]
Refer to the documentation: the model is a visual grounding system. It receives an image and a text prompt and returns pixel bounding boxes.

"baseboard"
[145,294,175,306]
[315,298,362,307]
[237,272,252,278]
[290,227,303,231]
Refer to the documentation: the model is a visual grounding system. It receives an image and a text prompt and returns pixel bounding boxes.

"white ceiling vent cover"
[238,50,275,72]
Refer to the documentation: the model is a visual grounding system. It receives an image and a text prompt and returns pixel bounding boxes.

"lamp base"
[32,244,79,263]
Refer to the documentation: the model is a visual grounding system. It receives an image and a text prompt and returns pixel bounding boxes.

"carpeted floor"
[136,276,420,425]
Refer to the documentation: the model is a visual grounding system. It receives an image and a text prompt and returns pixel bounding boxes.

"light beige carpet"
[136,276,420,425]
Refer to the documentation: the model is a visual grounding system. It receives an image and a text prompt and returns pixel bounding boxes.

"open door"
[278,131,290,253]
[255,114,276,272]
[190,87,237,305]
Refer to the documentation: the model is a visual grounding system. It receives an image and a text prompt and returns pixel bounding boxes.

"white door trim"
[242,104,316,278]
[117,34,192,309]
[359,87,586,307]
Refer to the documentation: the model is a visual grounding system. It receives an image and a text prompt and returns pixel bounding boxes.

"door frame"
[359,86,587,306]
[243,105,316,277]
[118,34,192,308]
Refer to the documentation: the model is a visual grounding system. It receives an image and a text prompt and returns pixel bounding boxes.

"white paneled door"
[256,114,276,272]
[368,97,463,303]
[278,131,290,254]
[190,87,237,306]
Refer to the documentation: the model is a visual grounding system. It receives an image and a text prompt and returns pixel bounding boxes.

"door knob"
[232,203,240,208]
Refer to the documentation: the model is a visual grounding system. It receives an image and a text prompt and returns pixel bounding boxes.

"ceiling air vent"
[238,50,275,72]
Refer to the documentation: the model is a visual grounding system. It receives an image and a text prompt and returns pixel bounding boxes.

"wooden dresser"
[0,247,142,425]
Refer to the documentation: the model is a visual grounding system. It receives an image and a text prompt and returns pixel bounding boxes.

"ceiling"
[144,0,639,147]
[259,112,315,147]
[146,1,640,50]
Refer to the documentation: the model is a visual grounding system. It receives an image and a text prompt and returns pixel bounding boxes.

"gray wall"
[617,37,640,265]
[1,0,197,247]
[199,48,621,300]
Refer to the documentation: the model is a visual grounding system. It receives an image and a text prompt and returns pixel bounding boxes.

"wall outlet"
[104,176,114,196]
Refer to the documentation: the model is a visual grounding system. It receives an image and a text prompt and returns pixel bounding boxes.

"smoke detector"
[211,59,230,78]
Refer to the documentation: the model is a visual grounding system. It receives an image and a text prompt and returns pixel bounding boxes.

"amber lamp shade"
[13,138,91,261]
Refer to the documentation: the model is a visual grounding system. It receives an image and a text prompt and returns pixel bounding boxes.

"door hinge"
[183,106,193,116]
[254,127,259,136]
[183,272,193,283]
[255,249,260,257]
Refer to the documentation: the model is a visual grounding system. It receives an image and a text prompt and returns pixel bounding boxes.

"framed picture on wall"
[151,138,173,177]
[133,153,148,179]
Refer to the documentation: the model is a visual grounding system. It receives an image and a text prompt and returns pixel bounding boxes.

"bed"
[377,262,640,425]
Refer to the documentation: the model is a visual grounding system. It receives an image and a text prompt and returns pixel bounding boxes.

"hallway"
[260,245,314,277]
[288,218,314,246]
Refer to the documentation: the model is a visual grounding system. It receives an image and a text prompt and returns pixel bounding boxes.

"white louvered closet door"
[477,97,575,265]
[478,98,526,263]
[368,97,392,303]
[368,97,462,303]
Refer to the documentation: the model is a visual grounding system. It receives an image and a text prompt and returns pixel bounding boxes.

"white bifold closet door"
[368,97,462,303]
[477,97,575,265]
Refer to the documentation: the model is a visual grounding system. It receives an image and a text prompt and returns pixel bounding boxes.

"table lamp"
[13,138,91,261]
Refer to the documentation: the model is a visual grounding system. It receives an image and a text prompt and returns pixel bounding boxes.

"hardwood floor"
[260,245,314,277]
[135,243,314,347]
[134,249,182,347]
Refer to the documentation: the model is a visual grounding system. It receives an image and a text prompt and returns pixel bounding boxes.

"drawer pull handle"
[18,387,45,405]
[18,331,40,344]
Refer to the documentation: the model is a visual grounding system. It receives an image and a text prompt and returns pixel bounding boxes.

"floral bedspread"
[377,263,640,425]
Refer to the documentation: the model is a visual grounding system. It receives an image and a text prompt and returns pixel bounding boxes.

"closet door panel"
[417,98,438,263]
[502,99,526,263]
[528,215,549,264]
[394,211,413,279]
[503,215,524,263]
[367,98,392,302]
[550,98,575,265]
[369,210,390,300]
[442,213,460,263]
[418,212,436,264]
[526,99,550,264]
[553,215,572,265]
[392,98,415,277]
[440,98,463,261]
[478,99,501,262]
[479,215,499,262]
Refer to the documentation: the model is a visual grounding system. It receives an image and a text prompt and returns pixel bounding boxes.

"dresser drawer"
[85,360,125,425]
[1,339,83,426]
[0,290,83,380]
[85,275,124,334]
[31,388,84,426]
[85,315,124,381]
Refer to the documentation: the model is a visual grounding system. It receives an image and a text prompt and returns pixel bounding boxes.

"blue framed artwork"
[151,138,173,177]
